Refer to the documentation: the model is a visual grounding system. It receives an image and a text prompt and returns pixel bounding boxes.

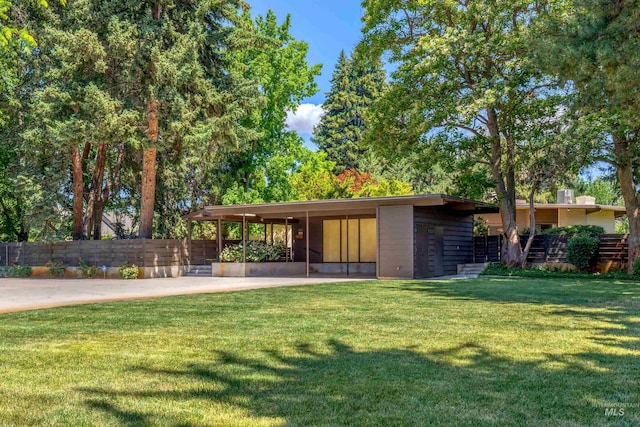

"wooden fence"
[474,234,628,264]
[0,239,222,267]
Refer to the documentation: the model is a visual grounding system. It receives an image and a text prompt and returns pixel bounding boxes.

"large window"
[323,218,377,263]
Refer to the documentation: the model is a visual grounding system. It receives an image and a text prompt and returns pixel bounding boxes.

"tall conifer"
[313,50,386,174]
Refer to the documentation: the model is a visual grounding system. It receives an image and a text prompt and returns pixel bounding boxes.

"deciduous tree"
[361,0,566,266]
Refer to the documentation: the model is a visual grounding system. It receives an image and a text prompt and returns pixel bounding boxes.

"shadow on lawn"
[399,277,640,360]
[394,277,640,307]
[78,339,639,426]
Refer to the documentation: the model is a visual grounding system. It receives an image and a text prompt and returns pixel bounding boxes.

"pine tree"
[313,50,386,174]
[6,0,263,241]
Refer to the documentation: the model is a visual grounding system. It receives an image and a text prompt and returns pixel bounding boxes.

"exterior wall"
[480,212,503,235]
[479,207,615,235]
[212,262,306,277]
[377,205,414,279]
[309,263,376,275]
[535,209,559,225]
[558,208,587,227]
[414,207,474,278]
[516,209,530,231]
[587,210,616,233]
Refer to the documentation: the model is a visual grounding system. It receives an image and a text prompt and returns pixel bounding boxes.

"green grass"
[1,278,639,426]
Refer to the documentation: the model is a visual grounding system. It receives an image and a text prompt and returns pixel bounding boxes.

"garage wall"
[414,207,474,278]
[377,205,414,278]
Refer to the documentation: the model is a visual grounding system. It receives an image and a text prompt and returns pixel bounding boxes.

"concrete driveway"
[0,276,373,314]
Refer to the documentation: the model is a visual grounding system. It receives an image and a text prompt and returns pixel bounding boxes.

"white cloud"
[286,103,324,134]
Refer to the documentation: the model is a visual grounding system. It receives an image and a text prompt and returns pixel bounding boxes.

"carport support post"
[346,214,349,276]
[306,210,309,277]
[285,217,289,262]
[216,218,222,260]
[187,219,192,265]
[376,207,380,279]
[242,214,246,263]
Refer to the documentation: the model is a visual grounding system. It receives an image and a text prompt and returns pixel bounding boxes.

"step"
[186,265,213,277]
[457,263,489,275]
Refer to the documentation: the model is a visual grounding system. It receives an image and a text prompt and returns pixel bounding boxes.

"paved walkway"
[0,276,373,314]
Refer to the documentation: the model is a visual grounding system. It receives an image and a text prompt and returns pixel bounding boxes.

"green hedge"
[220,241,286,263]
[482,263,638,280]
[540,225,605,236]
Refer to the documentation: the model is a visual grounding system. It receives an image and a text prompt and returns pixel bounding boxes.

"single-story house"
[477,195,626,235]
[184,194,497,279]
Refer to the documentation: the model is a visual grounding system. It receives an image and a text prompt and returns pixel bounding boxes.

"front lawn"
[1,278,639,426]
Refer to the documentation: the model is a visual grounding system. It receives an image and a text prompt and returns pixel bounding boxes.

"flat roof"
[184,194,498,221]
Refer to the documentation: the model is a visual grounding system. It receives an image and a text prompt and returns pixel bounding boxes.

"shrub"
[480,262,635,280]
[78,257,98,278]
[633,257,640,276]
[482,262,511,275]
[536,262,578,273]
[118,263,139,279]
[45,260,66,277]
[3,264,33,278]
[541,225,605,236]
[220,241,287,263]
[473,217,488,236]
[566,234,600,271]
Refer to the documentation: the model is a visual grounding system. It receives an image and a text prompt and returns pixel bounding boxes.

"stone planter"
[212,262,306,277]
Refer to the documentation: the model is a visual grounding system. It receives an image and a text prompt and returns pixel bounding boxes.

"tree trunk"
[499,196,522,266]
[487,108,522,266]
[94,143,125,240]
[71,146,84,240]
[521,188,537,268]
[612,134,640,273]
[140,98,159,239]
[92,199,106,240]
[83,142,107,238]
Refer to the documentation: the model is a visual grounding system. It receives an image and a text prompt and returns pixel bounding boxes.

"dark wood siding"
[378,205,414,278]
[414,207,474,277]
[292,218,323,263]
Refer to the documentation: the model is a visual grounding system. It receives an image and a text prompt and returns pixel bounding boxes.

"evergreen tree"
[536,0,640,272]
[46,0,261,239]
[313,50,386,174]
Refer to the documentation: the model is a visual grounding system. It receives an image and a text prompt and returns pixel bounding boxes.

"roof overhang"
[515,203,627,218]
[184,194,498,222]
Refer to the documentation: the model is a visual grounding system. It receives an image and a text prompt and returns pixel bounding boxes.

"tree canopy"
[360,0,575,265]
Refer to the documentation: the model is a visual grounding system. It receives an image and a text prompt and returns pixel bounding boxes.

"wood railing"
[474,234,628,264]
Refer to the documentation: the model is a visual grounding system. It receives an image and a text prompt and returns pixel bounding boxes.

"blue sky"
[249,1,365,144]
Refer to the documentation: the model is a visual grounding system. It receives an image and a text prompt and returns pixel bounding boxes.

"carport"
[184,194,497,278]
